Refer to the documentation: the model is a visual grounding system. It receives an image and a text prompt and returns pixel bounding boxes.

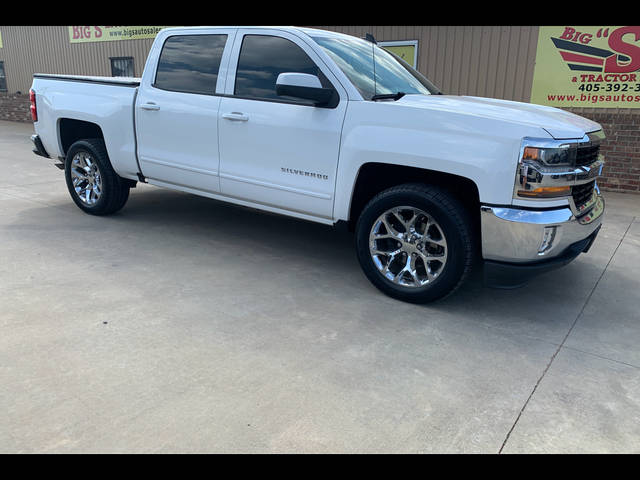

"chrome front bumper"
[480,193,604,264]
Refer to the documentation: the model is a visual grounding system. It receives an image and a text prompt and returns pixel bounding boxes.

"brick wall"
[0,93,31,123]
[574,111,640,194]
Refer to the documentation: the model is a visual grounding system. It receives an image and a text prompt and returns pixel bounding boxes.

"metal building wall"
[1,25,541,100]
[313,25,540,103]
[0,24,634,113]
[0,26,155,93]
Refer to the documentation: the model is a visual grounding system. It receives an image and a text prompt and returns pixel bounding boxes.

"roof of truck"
[157,26,352,39]
[32,27,357,88]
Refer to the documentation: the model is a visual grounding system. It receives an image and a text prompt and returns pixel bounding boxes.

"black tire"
[64,138,130,215]
[355,183,474,303]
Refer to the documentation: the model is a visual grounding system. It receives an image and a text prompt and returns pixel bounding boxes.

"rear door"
[217,29,348,220]
[135,29,236,193]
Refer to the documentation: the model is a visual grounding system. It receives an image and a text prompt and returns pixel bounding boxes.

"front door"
[218,30,347,220]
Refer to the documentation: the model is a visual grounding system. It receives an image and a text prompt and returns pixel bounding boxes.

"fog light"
[538,226,557,255]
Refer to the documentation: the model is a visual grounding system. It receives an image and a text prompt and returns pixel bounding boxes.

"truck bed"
[33,73,141,87]
[31,73,141,180]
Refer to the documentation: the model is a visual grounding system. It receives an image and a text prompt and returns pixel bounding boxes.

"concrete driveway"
[1,120,639,453]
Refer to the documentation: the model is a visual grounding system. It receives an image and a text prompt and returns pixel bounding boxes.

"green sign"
[380,41,418,68]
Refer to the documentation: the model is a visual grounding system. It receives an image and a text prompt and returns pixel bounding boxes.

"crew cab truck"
[29,26,605,303]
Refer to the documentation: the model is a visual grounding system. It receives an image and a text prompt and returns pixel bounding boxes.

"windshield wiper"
[371,92,406,101]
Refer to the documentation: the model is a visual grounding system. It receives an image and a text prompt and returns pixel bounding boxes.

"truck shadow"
[123,187,615,305]
[13,185,616,335]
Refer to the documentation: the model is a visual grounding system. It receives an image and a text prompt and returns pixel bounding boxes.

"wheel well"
[348,163,480,231]
[58,118,104,157]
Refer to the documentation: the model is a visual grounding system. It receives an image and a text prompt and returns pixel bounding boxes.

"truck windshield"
[311,35,441,100]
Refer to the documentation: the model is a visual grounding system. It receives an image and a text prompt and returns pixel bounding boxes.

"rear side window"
[234,35,328,101]
[154,34,227,95]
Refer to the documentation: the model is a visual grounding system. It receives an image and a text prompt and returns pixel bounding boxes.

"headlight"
[514,132,605,201]
[515,139,578,199]
[522,144,577,166]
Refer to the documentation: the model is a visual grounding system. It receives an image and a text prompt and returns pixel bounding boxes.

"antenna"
[365,33,377,98]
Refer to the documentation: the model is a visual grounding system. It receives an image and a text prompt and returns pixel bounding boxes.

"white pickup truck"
[29,26,605,303]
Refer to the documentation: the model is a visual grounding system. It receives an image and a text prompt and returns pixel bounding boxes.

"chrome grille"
[572,180,595,212]
[576,144,600,167]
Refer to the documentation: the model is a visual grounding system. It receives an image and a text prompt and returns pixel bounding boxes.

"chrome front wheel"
[369,206,448,288]
[355,183,474,303]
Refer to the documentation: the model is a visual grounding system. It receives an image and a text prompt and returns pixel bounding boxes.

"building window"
[0,62,7,91]
[110,57,134,77]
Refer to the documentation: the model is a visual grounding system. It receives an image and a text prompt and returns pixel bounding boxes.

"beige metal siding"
[0,26,155,93]
[313,25,540,103]
[0,25,637,116]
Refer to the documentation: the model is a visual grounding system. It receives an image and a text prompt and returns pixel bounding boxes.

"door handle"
[222,112,249,122]
[140,103,160,111]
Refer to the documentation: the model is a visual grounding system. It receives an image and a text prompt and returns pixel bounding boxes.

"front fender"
[333,101,550,221]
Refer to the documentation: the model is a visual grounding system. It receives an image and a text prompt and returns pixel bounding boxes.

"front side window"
[110,57,134,77]
[154,34,227,95]
[0,62,7,92]
[311,35,440,100]
[234,35,331,101]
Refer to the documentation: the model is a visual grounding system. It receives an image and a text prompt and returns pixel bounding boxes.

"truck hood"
[395,94,601,140]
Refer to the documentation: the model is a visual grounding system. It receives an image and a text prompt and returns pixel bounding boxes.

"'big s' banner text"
[531,26,640,108]
[68,26,167,43]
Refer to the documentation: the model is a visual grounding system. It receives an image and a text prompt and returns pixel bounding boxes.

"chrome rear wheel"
[64,138,131,216]
[70,151,102,206]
